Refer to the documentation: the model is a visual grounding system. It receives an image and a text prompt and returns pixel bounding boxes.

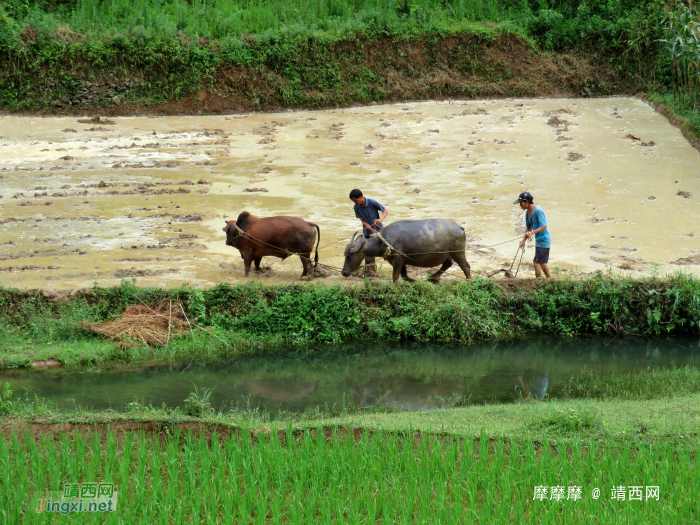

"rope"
[373,232,420,264]
[234,223,520,258]
[232,224,347,274]
[393,235,524,256]
[375,232,396,256]
[513,247,526,278]
[480,236,525,248]
[229,224,526,279]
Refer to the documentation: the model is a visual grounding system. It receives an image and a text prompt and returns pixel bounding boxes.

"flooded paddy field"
[1,97,699,289]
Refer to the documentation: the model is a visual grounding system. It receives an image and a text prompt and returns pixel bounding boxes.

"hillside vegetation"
[0,0,686,113]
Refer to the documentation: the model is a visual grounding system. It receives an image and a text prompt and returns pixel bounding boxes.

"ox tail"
[311,223,321,268]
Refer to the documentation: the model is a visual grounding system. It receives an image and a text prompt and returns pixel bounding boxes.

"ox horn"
[350,230,362,245]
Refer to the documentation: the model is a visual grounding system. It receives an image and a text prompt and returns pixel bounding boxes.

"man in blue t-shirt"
[514,191,551,278]
[349,188,389,276]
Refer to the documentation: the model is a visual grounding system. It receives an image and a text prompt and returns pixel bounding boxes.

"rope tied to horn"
[373,231,395,258]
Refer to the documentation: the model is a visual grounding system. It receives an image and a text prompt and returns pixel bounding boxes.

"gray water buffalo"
[223,211,320,278]
[342,219,470,282]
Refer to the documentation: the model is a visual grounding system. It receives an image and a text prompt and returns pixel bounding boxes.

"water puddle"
[2,337,698,412]
[1,97,699,288]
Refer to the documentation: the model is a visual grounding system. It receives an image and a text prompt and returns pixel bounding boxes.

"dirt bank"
[0,420,443,449]
[641,94,700,152]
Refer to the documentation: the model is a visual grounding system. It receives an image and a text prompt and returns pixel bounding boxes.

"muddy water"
[1,97,699,288]
[2,336,698,412]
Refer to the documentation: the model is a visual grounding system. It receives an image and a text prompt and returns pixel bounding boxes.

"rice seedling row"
[1,427,697,524]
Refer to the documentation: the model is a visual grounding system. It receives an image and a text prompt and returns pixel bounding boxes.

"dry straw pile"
[86,301,191,348]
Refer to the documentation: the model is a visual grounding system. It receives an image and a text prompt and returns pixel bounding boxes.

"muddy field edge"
[2,392,700,443]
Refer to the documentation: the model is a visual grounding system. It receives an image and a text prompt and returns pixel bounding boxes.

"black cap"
[513,191,533,204]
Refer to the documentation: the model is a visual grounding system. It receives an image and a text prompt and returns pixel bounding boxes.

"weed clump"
[183,385,214,417]
[534,407,601,434]
[0,383,12,415]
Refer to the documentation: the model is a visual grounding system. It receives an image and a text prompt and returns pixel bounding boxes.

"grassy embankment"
[1,273,699,368]
[2,0,698,139]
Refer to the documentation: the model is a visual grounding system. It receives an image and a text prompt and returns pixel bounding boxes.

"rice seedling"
[2,426,697,523]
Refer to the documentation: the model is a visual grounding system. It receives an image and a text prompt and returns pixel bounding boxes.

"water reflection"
[517,370,549,401]
[1,336,698,413]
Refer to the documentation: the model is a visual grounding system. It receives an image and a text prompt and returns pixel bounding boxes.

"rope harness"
[231,223,346,274]
[374,232,397,258]
[229,223,528,279]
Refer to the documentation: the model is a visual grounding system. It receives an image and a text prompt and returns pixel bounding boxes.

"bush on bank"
[0,274,699,357]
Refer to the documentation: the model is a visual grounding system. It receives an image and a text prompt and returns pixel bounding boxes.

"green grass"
[1,416,698,523]
[37,0,526,39]
[1,274,700,368]
[561,366,700,401]
[1,0,653,45]
[302,394,700,441]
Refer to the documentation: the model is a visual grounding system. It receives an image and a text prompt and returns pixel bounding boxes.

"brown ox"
[222,211,320,278]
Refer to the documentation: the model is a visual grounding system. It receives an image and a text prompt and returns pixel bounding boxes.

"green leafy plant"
[183,384,214,417]
[0,383,13,415]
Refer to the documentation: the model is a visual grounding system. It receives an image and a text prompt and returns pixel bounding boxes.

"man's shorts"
[533,247,550,264]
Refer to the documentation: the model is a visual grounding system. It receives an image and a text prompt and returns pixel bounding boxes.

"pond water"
[2,336,699,413]
[1,97,699,288]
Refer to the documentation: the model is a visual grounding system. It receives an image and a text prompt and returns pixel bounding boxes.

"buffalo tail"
[312,223,320,268]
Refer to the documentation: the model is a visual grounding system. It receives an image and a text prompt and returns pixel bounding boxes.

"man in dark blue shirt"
[349,189,389,276]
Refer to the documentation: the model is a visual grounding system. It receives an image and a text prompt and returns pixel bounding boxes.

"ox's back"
[383,219,465,253]
[234,213,317,256]
[242,215,314,240]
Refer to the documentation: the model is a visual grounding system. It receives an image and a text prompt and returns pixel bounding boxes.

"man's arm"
[520,225,547,248]
[374,207,389,226]
[361,219,377,234]
[520,226,532,248]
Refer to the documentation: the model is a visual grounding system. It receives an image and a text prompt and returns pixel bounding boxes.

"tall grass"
[563,366,700,400]
[5,0,528,40]
[662,4,700,110]
[69,0,524,38]
[0,428,697,523]
[2,0,663,51]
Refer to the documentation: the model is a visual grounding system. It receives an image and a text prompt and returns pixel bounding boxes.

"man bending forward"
[349,188,388,276]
